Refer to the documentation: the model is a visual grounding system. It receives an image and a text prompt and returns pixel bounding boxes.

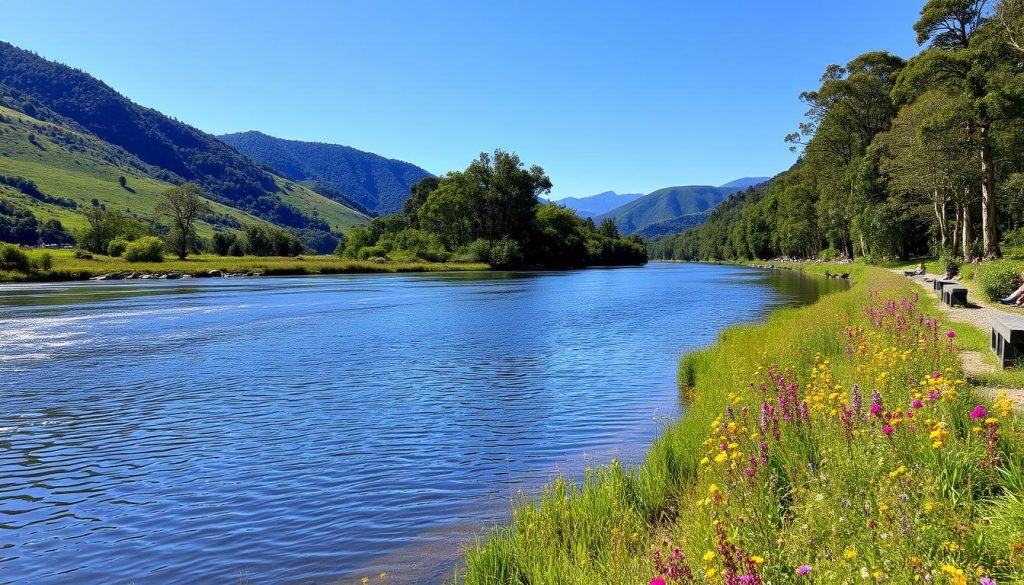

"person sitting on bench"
[1000,271,1024,306]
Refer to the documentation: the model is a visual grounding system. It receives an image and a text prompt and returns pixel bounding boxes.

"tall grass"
[456,267,1024,584]
[0,249,489,282]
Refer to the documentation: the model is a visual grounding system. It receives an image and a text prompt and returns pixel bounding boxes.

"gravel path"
[900,272,1024,408]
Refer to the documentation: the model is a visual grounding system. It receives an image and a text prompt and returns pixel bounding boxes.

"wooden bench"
[991,312,1024,368]
[941,284,968,307]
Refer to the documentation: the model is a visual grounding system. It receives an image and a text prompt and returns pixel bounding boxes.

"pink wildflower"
[796,565,812,575]
[882,424,894,436]
[650,579,666,585]
[971,405,989,420]
[911,399,923,409]
[947,330,956,339]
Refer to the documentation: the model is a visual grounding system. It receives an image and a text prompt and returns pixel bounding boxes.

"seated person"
[1000,271,1024,306]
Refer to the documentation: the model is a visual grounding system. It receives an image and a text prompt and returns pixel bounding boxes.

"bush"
[0,243,30,271]
[356,245,388,260]
[106,238,129,257]
[940,254,962,277]
[73,249,93,260]
[818,246,841,262]
[30,251,53,271]
[123,236,165,262]
[975,260,1024,300]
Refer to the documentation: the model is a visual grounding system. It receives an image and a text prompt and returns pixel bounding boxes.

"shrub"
[0,243,30,271]
[30,251,53,271]
[73,249,93,260]
[106,238,129,257]
[356,245,388,260]
[818,246,841,262]
[940,254,962,277]
[123,236,165,262]
[976,260,1024,300]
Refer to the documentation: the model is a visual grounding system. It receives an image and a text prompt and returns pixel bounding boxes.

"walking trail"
[900,272,1024,409]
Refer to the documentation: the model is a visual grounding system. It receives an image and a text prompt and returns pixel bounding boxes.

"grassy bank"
[0,249,489,282]
[456,265,1024,584]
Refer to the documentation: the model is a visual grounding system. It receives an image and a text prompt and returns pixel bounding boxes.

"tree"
[80,206,126,253]
[872,90,978,258]
[997,0,1024,51]
[157,183,209,259]
[118,175,127,188]
[897,0,1024,257]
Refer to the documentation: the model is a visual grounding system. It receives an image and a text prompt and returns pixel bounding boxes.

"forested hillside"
[651,1,1024,262]
[0,41,367,252]
[218,131,433,216]
[598,185,743,235]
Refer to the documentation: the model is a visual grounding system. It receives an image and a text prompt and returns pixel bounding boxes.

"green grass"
[0,249,488,282]
[455,265,1024,584]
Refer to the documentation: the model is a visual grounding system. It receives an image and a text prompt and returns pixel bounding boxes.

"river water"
[0,264,845,584]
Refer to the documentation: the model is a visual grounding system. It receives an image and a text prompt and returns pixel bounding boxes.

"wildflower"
[924,501,935,512]
[860,567,870,579]
[705,567,717,578]
[882,424,893,436]
[650,579,666,585]
[980,578,996,585]
[911,399,923,409]
[708,483,720,495]
[703,551,715,562]
[749,555,765,565]
[947,330,956,339]
[700,456,710,465]
[796,564,812,575]
[844,547,857,560]
[971,405,989,420]
[714,452,728,464]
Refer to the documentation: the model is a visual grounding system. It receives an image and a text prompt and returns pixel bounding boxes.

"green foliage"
[122,236,164,262]
[975,260,1024,299]
[0,243,30,271]
[106,238,129,258]
[242,223,305,257]
[940,253,963,277]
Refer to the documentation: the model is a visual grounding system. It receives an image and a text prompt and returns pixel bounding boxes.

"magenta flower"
[980,578,996,585]
[911,399,923,409]
[650,578,666,585]
[796,564,812,575]
[971,405,989,420]
[869,404,882,416]
[882,424,894,436]
[947,330,956,339]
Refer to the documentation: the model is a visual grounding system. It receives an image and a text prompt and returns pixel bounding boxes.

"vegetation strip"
[455,265,1023,584]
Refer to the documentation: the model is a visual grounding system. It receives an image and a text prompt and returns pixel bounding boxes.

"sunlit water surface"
[0,264,845,584]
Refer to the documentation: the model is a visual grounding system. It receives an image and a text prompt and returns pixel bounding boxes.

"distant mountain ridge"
[218,131,433,216]
[719,177,770,190]
[597,184,744,235]
[552,191,644,219]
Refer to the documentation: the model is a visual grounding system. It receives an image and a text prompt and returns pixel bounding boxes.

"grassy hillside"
[598,185,741,235]
[0,41,367,246]
[0,105,262,237]
[219,131,432,216]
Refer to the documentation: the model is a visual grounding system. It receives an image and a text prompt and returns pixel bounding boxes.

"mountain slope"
[219,131,433,216]
[597,185,743,235]
[0,103,270,238]
[0,41,367,241]
[719,177,770,190]
[552,191,643,219]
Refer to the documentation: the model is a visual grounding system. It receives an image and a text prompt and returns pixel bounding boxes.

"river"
[0,264,845,584]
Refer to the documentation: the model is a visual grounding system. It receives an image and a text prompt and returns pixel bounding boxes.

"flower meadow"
[456,268,1024,585]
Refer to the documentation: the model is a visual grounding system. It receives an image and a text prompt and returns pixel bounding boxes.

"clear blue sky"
[3,0,924,199]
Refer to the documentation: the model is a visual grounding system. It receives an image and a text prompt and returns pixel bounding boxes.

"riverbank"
[455,264,1024,584]
[0,249,490,282]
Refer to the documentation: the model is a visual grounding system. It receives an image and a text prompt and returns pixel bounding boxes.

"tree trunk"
[979,124,1000,258]
[952,202,962,253]
[933,192,948,251]
[961,199,973,262]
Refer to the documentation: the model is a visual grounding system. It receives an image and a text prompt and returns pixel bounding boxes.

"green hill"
[597,185,742,235]
[219,131,433,217]
[0,41,367,251]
